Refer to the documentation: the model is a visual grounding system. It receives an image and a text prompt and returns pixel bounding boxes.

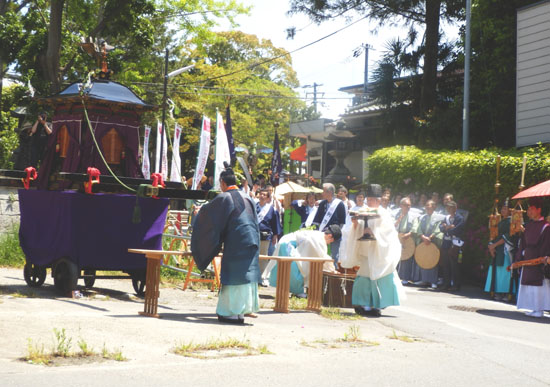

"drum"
[414,243,440,269]
[399,234,415,261]
[322,271,356,308]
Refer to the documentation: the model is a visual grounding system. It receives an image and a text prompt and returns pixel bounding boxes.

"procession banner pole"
[489,155,501,298]
[508,154,527,301]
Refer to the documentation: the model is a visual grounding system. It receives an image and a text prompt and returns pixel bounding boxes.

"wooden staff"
[519,155,527,191]
[507,256,549,271]
[489,155,501,298]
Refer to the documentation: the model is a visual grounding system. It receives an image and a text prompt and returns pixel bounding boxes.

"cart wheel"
[23,263,47,287]
[83,270,96,288]
[53,259,78,294]
[131,273,146,297]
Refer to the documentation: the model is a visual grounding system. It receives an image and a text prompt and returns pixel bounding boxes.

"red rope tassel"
[21,167,37,190]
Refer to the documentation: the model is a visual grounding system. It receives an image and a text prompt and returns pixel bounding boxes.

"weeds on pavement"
[388,329,416,343]
[173,337,272,359]
[22,328,127,365]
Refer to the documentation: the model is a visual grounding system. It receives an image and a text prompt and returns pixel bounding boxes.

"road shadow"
[0,282,142,304]
[110,312,255,326]
[476,309,550,324]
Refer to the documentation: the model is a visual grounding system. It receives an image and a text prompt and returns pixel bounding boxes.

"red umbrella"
[290,143,307,162]
[512,180,550,199]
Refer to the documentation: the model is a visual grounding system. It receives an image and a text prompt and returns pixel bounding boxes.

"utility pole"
[462,0,471,151]
[303,83,324,113]
[363,44,370,101]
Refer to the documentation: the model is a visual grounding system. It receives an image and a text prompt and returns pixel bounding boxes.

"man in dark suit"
[439,200,465,291]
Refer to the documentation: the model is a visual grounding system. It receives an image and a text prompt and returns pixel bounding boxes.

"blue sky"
[232,0,460,119]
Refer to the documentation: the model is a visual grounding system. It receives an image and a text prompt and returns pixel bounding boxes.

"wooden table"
[128,249,184,318]
[260,255,333,313]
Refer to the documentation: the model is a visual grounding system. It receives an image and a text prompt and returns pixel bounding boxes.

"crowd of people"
[190,166,550,324]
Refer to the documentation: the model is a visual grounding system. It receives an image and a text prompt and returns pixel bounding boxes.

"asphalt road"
[0,267,548,387]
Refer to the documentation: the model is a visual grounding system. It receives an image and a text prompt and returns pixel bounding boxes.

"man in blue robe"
[312,183,347,265]
[191,165,260,324]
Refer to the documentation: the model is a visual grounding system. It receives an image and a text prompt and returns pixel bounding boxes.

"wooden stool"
[128,249,184,318]
[260,255,333,313]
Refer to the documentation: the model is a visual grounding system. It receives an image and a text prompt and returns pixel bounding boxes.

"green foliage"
[0,112,19,169]
[367,145,550,281]
[0,225,25,267]
[162,30,306,175]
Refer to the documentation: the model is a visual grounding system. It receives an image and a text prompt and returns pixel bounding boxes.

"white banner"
[155,121,161,174]
[192,116,211,190]
[161,122,168,180]
[170,123,182,182]
[142,125,151,179]
[214,110,231,190]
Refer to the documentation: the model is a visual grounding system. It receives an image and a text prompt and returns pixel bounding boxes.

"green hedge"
[367,145,550,284]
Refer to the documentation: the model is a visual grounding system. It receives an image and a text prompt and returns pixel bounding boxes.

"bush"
[367,145,550,284]
[0,111,19,169]
[0,225,25,267]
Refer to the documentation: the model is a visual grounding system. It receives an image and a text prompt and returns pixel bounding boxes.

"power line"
[188,15,369,85]
[137,88,354,101]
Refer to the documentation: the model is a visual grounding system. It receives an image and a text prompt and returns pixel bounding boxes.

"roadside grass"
[173,337,272,359]
[288,296,308,310]
[0,225,25,267]
[300,325,379,349]
[388,329,417,343]
[320,307,362,320]
[1,289,37,298]
[22,328,127,366]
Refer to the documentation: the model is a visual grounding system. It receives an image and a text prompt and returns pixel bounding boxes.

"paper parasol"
[512,180,550,199]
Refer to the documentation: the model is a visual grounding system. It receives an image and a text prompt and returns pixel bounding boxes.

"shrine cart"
[19,189,169,295]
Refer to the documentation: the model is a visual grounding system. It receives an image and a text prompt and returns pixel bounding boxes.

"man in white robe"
[339,184,404,317]
[266,226,341,297]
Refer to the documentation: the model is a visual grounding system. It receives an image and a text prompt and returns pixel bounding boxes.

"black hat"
[528,197,543,209]
[325,224,342,242]
[365,184,382,198]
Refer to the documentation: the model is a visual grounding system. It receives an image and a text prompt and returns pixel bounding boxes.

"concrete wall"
[516,1,550,147]
[0,186,20,234]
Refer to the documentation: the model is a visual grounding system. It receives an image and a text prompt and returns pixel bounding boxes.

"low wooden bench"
[128,249,184,318]
[259,255,333,313]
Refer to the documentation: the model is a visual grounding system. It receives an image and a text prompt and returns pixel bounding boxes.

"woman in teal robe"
[485,203,517,298]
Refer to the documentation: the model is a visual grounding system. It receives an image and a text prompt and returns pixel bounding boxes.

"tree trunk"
[420,0,441,114]
[46,0,64,94]
[0,57,4,112]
